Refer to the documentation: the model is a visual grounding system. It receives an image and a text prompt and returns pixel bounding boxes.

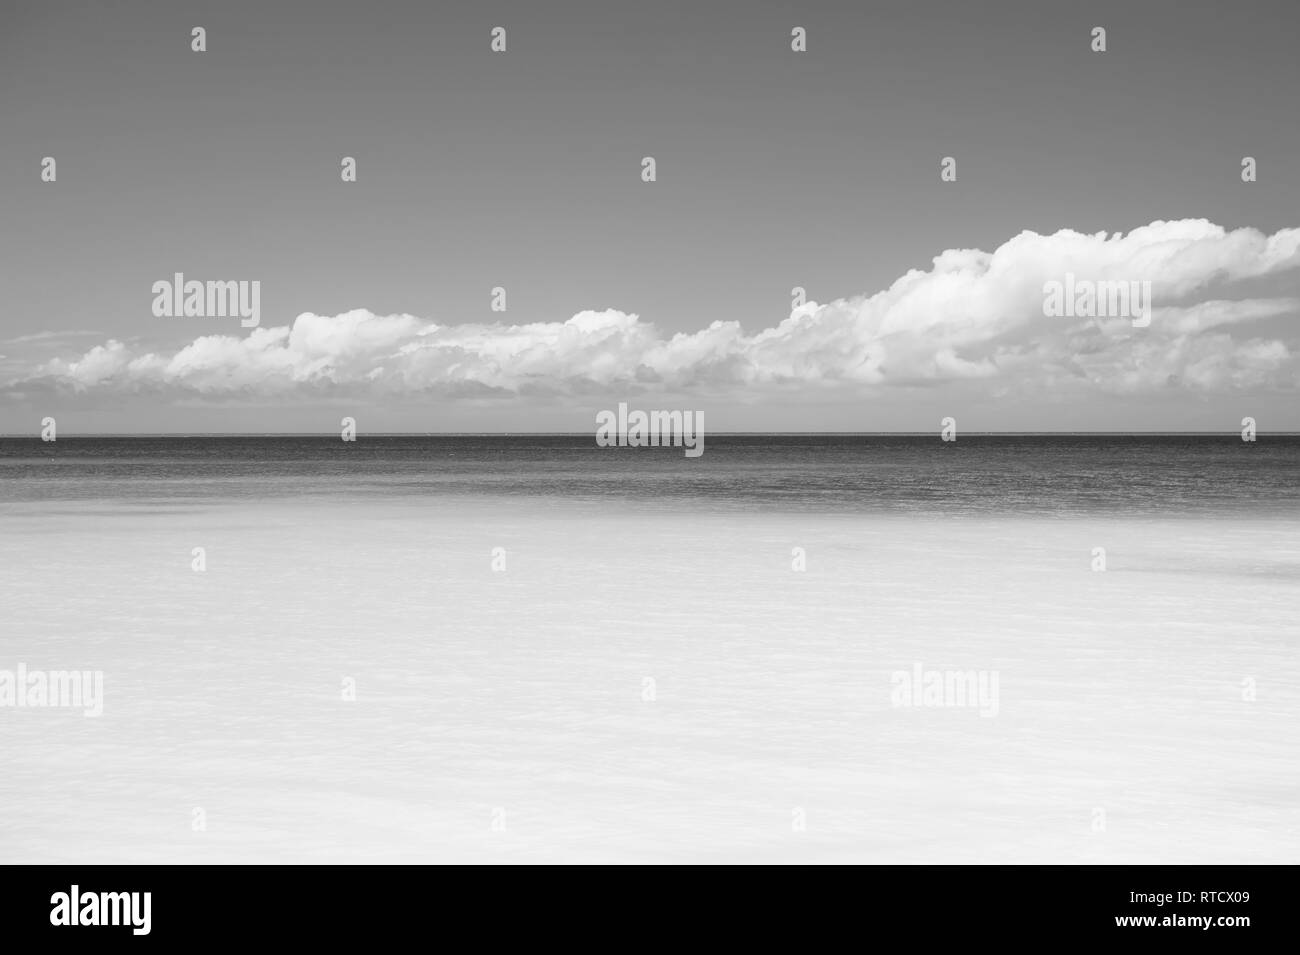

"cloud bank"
[7,219,1299,404]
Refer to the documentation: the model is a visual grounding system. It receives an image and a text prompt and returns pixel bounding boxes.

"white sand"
[2,497,1297,863]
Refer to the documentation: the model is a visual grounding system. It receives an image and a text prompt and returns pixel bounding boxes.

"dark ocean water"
[2,434,1296,515]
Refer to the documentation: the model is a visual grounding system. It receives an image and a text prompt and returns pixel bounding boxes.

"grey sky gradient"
[1,0,1298,432]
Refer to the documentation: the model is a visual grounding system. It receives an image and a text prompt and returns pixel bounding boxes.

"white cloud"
[6,219,1299,403]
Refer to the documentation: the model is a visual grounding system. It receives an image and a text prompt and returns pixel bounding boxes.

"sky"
[1,0,1298,433]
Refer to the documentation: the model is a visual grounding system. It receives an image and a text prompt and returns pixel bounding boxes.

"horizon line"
[2,431,1294,438]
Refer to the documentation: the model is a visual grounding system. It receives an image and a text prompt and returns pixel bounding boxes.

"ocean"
[2,435,1297,862]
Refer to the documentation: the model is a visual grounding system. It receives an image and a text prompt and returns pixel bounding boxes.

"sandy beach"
[3,470,1296,863]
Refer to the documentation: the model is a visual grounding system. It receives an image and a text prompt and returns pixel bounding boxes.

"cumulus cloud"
[6,219,1298,403]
